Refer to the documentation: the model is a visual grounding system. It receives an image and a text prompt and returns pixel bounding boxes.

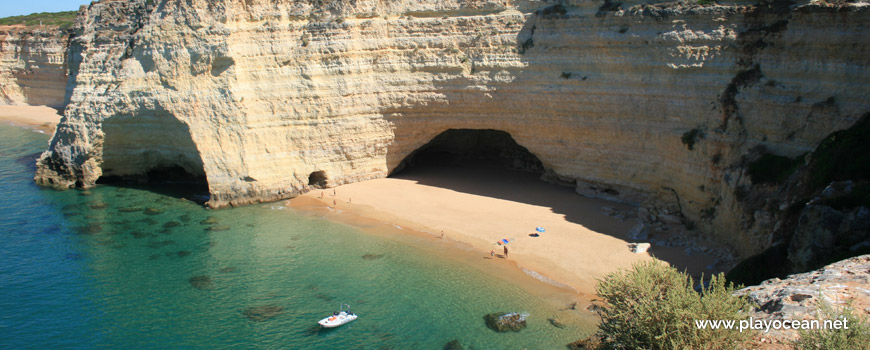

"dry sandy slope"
[293,162,690,294]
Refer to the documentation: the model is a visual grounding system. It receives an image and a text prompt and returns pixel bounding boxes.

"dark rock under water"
[483,312,527,332]
[242,305,285,322]
[189,275,213,289]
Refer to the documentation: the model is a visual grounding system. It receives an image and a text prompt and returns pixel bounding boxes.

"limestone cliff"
[31,0,870,258]
[0,26,68,108]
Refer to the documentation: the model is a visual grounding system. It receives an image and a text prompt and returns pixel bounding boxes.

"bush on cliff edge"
[593,261,753,350]
[794,299,870,350]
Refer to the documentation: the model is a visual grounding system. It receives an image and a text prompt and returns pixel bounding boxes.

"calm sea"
[0,124,594,349]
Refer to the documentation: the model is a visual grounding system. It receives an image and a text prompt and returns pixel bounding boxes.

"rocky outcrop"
[27,0,870,259]
[735,254,870,340]
[0,25,68,108]
[483,312,527,332]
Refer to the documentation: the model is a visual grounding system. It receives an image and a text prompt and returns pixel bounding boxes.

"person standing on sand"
[490,249,494,257]
[503,246,508,258]
[333,188,336,196]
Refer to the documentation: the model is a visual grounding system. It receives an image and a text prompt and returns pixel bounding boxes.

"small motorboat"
[318,303,357,328]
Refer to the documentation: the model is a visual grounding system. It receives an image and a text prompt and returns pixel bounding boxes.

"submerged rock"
[548,317,565,329]
[443,339,463,350]
[76,223,103,235]
[189,275,213,289]
[362,253,385,260]
[242,305,285,322]
[177,250,191,257]
[147,240,175,249]
[89,202,108,210]
[144,208,163,215]
[163,221,181,228]
[219,267,237,273]
[200,216,219,225]
[118,207,141,213]
[483,312,527,332]
[207,225,230,232]
[130,231,149,239]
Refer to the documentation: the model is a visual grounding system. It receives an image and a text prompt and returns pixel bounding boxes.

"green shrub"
[594,261,753,350]
[0,11,78,29]
[794,299,870,350]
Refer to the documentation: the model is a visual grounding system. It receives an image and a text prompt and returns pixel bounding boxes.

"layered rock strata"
[30,0,870,257]
[0,26,68,108]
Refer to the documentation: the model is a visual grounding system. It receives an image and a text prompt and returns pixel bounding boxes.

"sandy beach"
[0,105,62,134]
[291,162,721,296]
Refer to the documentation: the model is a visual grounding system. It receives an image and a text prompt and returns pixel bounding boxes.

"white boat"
[318,303,357,328]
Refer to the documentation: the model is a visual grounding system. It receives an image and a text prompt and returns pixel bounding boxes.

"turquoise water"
[0,124,593,349]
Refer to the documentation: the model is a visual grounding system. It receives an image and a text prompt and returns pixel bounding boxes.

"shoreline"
[0,105,62,134]
[288,163,724,300]
[286,195,602,318]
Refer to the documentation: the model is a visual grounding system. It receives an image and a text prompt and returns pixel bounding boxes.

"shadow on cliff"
[382,3,723,274]
[385,4,634,238]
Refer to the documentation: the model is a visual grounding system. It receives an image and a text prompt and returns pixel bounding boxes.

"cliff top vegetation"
[0,11,77,29]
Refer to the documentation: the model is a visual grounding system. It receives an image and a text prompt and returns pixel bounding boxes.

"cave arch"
[96,112,208,200]
[391,129,544,175]
[308,170,328,189]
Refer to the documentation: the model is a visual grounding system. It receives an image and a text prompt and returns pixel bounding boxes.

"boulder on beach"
[483,312,527,332]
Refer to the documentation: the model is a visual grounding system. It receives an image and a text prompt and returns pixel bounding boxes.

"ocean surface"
[0,124,594,349]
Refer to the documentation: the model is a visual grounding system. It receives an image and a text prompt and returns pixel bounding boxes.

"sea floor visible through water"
[0,124,596,348]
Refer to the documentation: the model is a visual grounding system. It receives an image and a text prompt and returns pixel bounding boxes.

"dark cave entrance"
[308,171,328,189]
[95,113,210,204]
[391,129,544,176]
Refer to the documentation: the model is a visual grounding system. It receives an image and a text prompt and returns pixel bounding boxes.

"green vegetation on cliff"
[589,261,753,350]
[0,11,78,29]
[794,299,870,350]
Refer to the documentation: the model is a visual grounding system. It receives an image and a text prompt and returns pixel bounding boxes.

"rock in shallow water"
[443,339,463,350]
[483,312,527,332]
[242,305,285,322]
[143,208,163,215]
[189,275,213,289]
[362,253,384,260]
[207,225,230,232]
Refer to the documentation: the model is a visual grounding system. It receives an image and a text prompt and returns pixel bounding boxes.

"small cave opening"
[392,129,544,176]
[308,170,328,189]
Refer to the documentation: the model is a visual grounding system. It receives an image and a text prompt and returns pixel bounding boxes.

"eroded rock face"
[735,254,870,340]
[27,0,870,257]
[0,26,68,108]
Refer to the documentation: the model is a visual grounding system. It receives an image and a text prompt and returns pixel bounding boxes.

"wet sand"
[291,162,720,296]
[0,105,62,134]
